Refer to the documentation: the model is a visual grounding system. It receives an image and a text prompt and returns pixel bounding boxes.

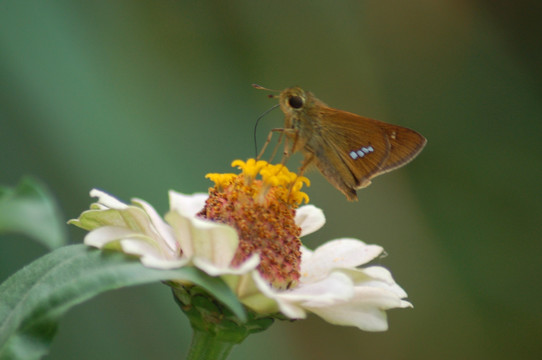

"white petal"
[133,198,178,254]
[165,211,194,258]
[301,239,383,281]
[275,299,307,319]
[194,253,259,276]
[307,301,390,331]
[228,253,260,274]
[251,272,307,318]
[90,189,128,209]
[119,239,188,269]
[84,226,134,248]
[169,191,208,217]
[254,272,355,319]
[308,285,411,331]
[299,245,314,262]
[358,266,409,298]
[284,272,354,306]
[223,272,283,315]
[361,266,397,284]
[351,286,408,309]
[312,239,383,267]
[165,210,239,266]
[190,217,239,267]
[295,205,325,237]
[120,238,162,258]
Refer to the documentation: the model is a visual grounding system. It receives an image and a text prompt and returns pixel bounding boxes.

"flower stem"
[185,329,236,360]
[171,285,276,359]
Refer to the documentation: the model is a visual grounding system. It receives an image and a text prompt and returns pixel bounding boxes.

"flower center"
[199,159,309,289]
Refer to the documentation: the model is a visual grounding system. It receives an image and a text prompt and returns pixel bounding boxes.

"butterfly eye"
[288,95,304,109]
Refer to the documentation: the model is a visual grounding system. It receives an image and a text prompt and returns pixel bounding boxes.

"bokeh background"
[1,1,541,359]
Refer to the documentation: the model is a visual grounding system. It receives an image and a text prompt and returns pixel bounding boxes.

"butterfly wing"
[304,106,425,200]
[303,107,392,200]
[375,122,427,175]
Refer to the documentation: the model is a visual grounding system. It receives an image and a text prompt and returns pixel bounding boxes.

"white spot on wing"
[349,145,374,160]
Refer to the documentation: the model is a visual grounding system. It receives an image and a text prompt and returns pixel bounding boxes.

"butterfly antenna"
[253,104,280,157]
[252,83,280,99]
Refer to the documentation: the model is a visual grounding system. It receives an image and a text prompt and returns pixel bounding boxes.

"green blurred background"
[1,1,541,359]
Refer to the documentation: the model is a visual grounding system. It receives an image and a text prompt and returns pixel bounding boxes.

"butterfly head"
[279,87,311,116]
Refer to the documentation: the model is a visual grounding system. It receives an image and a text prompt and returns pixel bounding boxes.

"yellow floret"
[207,159,310,206]
[291,191,310,205]
[231,159,267,178]
[205,173,237,189]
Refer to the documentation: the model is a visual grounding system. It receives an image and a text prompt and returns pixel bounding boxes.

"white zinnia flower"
[70,159,411,331]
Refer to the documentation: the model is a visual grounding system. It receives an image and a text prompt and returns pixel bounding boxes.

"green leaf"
[0,244,245,360]
[0,177,67,249]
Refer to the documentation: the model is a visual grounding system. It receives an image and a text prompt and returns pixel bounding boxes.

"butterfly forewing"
[375,123,427,175]
[313,108,392,196]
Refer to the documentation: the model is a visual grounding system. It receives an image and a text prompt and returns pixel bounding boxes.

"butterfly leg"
[279,128,299,166]
[257,128,286,161]
[298,152,315,178]
[268,131,285,163]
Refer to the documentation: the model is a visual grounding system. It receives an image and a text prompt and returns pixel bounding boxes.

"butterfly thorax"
[279,87,327,154]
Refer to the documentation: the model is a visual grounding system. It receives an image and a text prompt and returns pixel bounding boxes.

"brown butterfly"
[256,85,427,201]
